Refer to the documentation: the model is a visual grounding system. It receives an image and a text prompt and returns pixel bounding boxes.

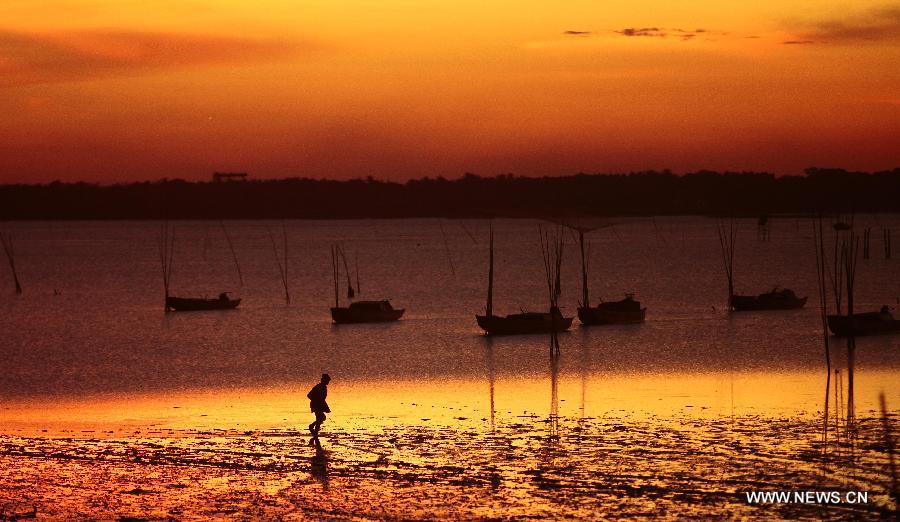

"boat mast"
[331,245,340,308]
[579,230,589,308]
[486,223,494,317]
[158,221,174,312]
[0,229,23,295]
[717,218,736,310]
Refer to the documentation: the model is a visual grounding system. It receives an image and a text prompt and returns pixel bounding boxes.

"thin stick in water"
[438,220,456,276]
[158,222,175,311]
[880,393,899,512]
[813,217,832,450]
[716,218,736,310]
[267,225,290,304]
[220,220,243,287]
[355,251,361,295]
[0,228,23,295]
[337,244,354,299]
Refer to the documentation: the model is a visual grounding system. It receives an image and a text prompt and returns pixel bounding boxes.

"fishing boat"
[717,220,806,312]
[331,300,404,324]
[475,225,573,336]
[730,287,807,311]
[329,244,403,324]
[572,228,646,325]
[477,307,573,335]
[579,294,646,325]
[166,293,241,312]
[827,307,900,337]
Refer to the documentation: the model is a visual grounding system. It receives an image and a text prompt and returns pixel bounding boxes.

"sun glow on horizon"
[1,1,897,183]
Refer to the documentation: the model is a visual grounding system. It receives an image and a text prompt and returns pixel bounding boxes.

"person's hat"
[322,373,331,381]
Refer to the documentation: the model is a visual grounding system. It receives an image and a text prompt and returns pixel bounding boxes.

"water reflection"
[483,336,495,432]
[2,368,898,437]
[310,446,330,490]
[549,334,560,440]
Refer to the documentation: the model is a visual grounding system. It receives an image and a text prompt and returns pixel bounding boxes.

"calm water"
[1,217,898,432]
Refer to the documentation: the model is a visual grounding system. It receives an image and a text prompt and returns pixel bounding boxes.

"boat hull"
[331,307,404,324]
[166,297,241,311]
[827,313,900,337]
[476,313,573,336]
[578,306,646,325]
[731,294,807,311]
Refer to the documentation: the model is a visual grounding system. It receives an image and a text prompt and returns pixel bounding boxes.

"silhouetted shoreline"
[2,168,898,220]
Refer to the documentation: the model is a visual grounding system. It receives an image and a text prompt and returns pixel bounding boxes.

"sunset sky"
[1,1,898,183]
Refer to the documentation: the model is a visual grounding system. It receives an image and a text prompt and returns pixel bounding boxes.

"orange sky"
[1,1,898,183]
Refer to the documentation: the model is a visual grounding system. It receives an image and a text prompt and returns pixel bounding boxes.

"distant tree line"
[1,168,898,220]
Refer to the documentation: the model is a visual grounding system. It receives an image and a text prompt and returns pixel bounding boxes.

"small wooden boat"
[331,300,404,324]
[328,244,403,324]
[166,293,241,312]
[827,308,900,337]
[717,221,805,313]
[477,307,573,336]
[579,294,646,325]
[475,224,573,336]
[731,287,807,311]
[573,225,647,326]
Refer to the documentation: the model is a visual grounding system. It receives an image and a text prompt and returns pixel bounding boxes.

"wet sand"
[2,413,896,520]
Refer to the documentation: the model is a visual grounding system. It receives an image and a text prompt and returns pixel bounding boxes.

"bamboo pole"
[549,340,560,433]
[438,220,455,276]
[842,231,859,427]
[813,218,832,450]
[158,222,175,311]
[219,220,243,287]
[831,226,844,315]
[486,223,493,317]
[331,245,339,308]
[578,230,589,308]
[880,393,899,512]
[459,221,478,244]
[337,244,354,299]
[554,228,563,305]
[0,229,22,295]
[267,224,290,304]
[540,227,554,309]
[834,369,841,450]
[716,218,736,310]
[863,228,870,260]
[540,225,565,358]
[355,251,361,295]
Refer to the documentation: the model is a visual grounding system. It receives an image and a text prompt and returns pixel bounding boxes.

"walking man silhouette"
[307,374,331,446]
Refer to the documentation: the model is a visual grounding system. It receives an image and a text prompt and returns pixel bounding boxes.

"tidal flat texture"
[1,413,895,520]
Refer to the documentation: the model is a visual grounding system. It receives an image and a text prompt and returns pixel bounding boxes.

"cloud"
[782,40,815,45]
[563,30,592,36]
[673,28,708,41]
[612,27,723,41]
[786,5,900,44]
[0,29,306,87]
[616,27,666,38]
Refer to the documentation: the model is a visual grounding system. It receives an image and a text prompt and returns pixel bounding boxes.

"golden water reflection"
[2,370,897,436]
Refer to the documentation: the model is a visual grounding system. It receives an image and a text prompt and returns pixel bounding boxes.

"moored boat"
[578,294,646,325]
[827,307,900,337]
[331,300,404,324]
[475,224,573,336]
[329,244,404,324]
[166,292,241,312]
[731,287,806,311]
[477,307,573,336]
[571,225,646,326]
